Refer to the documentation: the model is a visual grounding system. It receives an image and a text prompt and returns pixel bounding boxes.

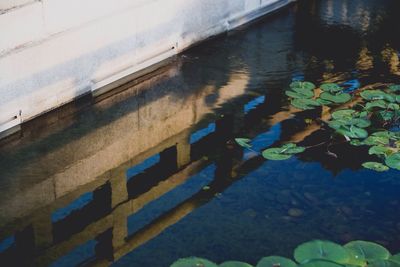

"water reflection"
[0,0,400,266]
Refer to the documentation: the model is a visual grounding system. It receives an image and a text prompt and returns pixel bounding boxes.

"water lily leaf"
[291,99,321,110]
[235,138,252,149]
[350,118,371,128]
[344,241,390,262]
[368,146,393,157]
[286,90,312,99]
[282,143,306,154]
[361,90,389,101]
[364,135,390,146]
[316,98,333,105]
[331,109,356,120]
[368,260,400,267]
[362,162,389,172]
[290,81,316,91]
[298,260,344,267]
[320,83,343,93]
[262,148,292,160]
[220,261,254,267]
[256,256,297,267]
[336,125,368,139]
[379,111,394,121]
[366,100,387,110]
[350,140,365,146]
[294,240,349,264]
[387,103,400,110]
[292,87,315,98]
[390,254,400,264]
[320,92,351,104]
[171,257,218,267]
[396,95,400,103]
[389,85,400,92]
[385,153,400,170]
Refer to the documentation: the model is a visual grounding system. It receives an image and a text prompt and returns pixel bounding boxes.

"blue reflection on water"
[51,192,93,222]
[126,154,161,179]
[190,123,216,144]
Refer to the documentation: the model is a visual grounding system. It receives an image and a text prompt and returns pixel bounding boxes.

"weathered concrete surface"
[0,0,294,136]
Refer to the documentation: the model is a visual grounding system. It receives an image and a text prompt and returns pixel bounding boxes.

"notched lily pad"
[320,83,343,93]
[290,81,316,91]
[235,138,252,149]
[344,240,390,262]
[220,261,254,267]
[385,153,400,170]
[362,162,389,172]
[320,92,351,104]
[294,240,349,264]
[171,257,218,267]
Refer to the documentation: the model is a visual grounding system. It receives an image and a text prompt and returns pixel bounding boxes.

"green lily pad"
[350,118,371,128]
[171,257,218,267]
[291,98,321,110]
[362,162,389,172]
[282,143,306,154]
[385,153,400,170]
[331,109,356,120]
[286,90,312,99]
[235,138,252,149]
[292,87,315,98]
[368,260,400,267]
[350,140,365,146]
[390,254,400,264]
[256,256,297,267]
[316,98,333,105]
[366,100,387,110]
[344,241,390,262]
[361,90,390,101]
[290,81,316,91]
[294,240,349,264]
[396,95,400,103]
[220,261,254,267]
[320,92,351,104]
[364,136,390,146]
[388,103,400,110]
[320,83,343,93]
[298,260,344,267]
[389,85,400,92]
[262,148,292,160]
[336,125,368,139]
[379,111,395,121]
[368,146,393,157]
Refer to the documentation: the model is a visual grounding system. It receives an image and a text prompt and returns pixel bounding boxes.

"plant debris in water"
[235,81,400,172]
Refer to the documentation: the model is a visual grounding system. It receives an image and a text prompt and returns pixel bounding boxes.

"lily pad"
[361,90,392,101]
[220,261,254,267]
[262,148,292,160]
[320,92,351,104]
[389,85,400,92]
[320,83,343,93]
[291,99,321,110]
[385,153,400,170]
[336,125,368,139]
[290,81,316,91]
[256,256,297,267]
[235,138,252,149]
[366,100,387,110]
[292,87,315,98]
[316,98,333,105]
[344,241,390,262]
[286,90,312,99]
[368,260,400,267]
[364,136,390,146]
[362,162,389,172]
[368,146,393,157]
[282,143,306,154]
[294,240,349,264]
[390,254,400,264]
[331,109,356,120]
[171,257,218,267]
[298,260,344,267]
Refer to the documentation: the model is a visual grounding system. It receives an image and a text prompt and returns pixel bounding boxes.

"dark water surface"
[1,0,400,266]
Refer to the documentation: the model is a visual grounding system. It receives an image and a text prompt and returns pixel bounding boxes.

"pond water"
[1,0,400,266]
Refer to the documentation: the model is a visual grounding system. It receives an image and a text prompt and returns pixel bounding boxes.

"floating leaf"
[362,162,389,172]
[391,254,400,264]
[320,83,343,93]
[331,109,356,120]
[379,111,395,121]
[290,81,316,91]
[364,136,390,146]
[316,98,333,105]
[366,100,387,110]
[350,140,365,146]
[291,99,321,110]
[361,90,390,101]
[286,90,311,99]
[396,95,400,103]
[298,260,344,267]
[262,148,292,160]
[320,92,351,104]
[220,261,254,267]
[282,143,306,154]
[256,256,297,267]
[294,240,349,264]
[292,87,315,98]
[368,146,393,157]
[388,103,400,110]
[336,125,368,139]
[344,241,390,262]
[388,85,400,92]
[368,260,400,267]
[350,118,371,128]
[385,153,400,170]
[235,138,252,149]
[171,257,218,267]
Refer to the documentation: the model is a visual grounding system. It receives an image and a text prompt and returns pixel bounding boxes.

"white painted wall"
[0,0,294,136]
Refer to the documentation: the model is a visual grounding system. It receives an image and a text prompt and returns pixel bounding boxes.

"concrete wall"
[0,0,294,136]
